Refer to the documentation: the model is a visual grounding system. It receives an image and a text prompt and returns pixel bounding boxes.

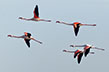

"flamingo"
[63,49,94,58]
[63,49,94,64]
[19,5,51,22]
[8,32,42,48]
[63,49,84,64]
[56,21,96,36]
[70,44,105,57]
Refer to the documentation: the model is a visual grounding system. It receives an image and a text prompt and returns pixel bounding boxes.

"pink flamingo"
[19,5,51,22]
[63,49,94,64]
[56,21,96,36]
[8,32,42,48]
[70,44,104,57]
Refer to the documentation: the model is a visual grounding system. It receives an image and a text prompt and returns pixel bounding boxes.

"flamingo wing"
[84,48,91,57]
[24,39,30,48]
[77,52,83,64]
[74,24,80,36]
[34,5,39,18]
[74,50,80,58]
[74,53,79,58]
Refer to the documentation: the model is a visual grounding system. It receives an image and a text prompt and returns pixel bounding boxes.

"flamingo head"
[19,17,23,19]
[56,21,61,23]
[70,45,75,47]
[63,50,67,52]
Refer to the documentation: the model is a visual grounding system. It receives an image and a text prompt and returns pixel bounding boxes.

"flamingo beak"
[70,45,74,47]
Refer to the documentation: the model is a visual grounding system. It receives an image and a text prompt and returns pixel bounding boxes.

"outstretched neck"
[92,47,105,51]
[70,45,86,47]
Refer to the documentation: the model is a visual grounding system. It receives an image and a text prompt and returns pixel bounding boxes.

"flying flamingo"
[63,49,94,64]
[70,44,105,57]
[63,49,94,58]
[63,49,83,64]
[19,5,51,22]
[8,32,42,48]
[56,21,96,36]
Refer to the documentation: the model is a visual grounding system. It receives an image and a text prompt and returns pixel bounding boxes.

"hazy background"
[0,0,109,72]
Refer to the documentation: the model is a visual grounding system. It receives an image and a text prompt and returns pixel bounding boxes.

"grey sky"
[0,0,108,72]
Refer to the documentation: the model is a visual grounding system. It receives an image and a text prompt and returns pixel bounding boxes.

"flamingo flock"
[7,5,105,64]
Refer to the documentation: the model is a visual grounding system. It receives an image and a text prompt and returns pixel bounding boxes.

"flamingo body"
[73,22,81,36]
[24,32,31,47]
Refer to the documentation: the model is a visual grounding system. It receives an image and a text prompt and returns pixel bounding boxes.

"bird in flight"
[63,49,94,64]
[56,21,96,36]
[19,5,51,22]
[8,32,42,48]
[70,44,104,57]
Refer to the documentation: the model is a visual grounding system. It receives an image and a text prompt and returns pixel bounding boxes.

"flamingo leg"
[80,24,96,26]
[31,38,42,44]
[92,47,105,51]
[40,19,51,22]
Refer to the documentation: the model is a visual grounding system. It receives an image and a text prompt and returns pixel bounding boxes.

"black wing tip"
[85,55,87,57]
[74,31,78,36]
[27,45,30,48]
[75,34,78,36]
[36,5,38,7]
[84,53,88,57]
[28,46,30,48]
[74,56,76,58]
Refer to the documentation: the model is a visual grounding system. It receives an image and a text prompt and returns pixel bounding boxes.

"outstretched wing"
[73,24,80,36]
[77,52,83,64]
[24,39,30,48]
[74,53,79,58]
[84,48,91,57]
[74,50,80,58]
[34,5,39,18]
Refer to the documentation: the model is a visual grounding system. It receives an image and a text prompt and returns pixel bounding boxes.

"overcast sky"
[0,0,109,72]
